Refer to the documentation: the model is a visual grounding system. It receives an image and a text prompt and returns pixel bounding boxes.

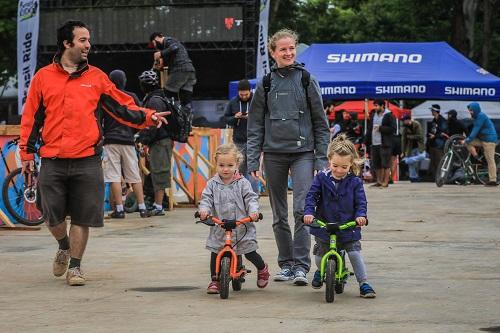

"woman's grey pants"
[263,151,314,273]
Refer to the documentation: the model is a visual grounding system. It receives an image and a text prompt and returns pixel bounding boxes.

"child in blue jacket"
[304,134,376,298]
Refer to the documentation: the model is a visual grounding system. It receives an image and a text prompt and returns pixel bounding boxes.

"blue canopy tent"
[229,42,500,101]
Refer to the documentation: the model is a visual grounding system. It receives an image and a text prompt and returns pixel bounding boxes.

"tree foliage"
[0,0,17,87]
[270,0,500,75]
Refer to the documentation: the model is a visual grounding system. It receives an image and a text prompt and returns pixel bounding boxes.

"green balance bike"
[309,218,359,303]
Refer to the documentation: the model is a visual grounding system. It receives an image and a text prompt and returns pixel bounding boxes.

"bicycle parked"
[435,134,500,187]
[309,218,358,303]
[195,211,263,299]
[0,137,43,226]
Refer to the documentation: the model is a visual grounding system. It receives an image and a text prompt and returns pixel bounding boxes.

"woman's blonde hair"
[215,143,243,165]
[327,134,364,175]
[268,28,298,52]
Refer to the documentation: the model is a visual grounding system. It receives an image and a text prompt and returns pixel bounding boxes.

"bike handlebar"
[308,218,361,233]
[194,212,263,228]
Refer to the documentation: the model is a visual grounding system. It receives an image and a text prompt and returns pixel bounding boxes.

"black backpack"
[160,95,193,143]
[262,68,312,112]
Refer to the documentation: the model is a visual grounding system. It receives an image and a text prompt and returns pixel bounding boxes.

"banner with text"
[256,0,270,79]
[17,0,39,114]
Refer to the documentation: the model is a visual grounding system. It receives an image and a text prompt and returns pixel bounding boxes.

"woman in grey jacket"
[247,29,330,285]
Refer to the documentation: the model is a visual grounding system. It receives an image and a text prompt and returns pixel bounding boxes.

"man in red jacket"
[20,20,169,286]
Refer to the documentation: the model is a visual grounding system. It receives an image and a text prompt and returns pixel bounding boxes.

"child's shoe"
[257,264,270,288]
[311,270,323,289]
[207,281,220,294]
[359,282,376,298]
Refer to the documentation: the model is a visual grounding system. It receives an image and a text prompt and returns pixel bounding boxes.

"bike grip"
[194,211,201,218]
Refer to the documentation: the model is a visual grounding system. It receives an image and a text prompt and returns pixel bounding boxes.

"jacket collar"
[52,53,89,78]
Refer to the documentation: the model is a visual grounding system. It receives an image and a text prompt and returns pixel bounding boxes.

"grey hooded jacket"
[199,174,260,255]
[247,63,330,171]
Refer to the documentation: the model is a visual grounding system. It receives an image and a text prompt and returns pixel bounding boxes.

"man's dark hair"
[237,79,251,91]
[56,20,88,53]
[149,32,163,42]
[373,99,385,107]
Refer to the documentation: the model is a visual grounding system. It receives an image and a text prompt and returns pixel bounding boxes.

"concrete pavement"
[1,182,499,333]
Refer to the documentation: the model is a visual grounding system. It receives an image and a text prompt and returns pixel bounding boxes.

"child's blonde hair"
[268,28,298,52]
[327,134,364,175]
[215,143,243,165]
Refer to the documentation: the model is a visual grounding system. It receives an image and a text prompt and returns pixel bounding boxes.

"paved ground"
[1,182,500,333]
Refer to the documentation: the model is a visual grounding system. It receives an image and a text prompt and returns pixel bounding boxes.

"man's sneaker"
[360,282,376,298]
[293,270,308,286]
[66,267,86,286]
[109,210,125,219]
[151,208,165,216]
[53,249,70,277]
[311,270,323,289]
[139,209,151,218]
[257,264,270,288]
[484,181,499,187]
[273,267,294,281]
[206,281,220,294]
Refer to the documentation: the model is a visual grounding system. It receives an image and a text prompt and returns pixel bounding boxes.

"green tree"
[0,0,17,87]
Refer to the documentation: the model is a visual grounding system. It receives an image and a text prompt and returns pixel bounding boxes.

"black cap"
[373,99,385,107]
[429,104,441,113]
[401,114,411,121]
[446,109,457,117]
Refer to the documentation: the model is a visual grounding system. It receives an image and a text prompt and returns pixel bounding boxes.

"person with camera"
[149,32,196,108]
[224,79,259,194]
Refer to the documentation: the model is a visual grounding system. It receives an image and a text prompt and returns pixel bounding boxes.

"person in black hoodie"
[104,69,151,219]
[137,70,173,216]
[446,109,467,137]
[427,104,448,181]
[224,79,259,193]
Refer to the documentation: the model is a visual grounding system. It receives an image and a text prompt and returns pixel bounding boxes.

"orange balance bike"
[194,212,263,299]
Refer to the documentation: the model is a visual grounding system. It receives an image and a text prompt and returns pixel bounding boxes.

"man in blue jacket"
[464,102,498,186]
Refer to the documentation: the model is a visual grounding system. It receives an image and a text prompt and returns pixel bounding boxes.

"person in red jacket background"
[20,20,169,286]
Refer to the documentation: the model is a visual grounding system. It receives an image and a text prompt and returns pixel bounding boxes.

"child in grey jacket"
[199,143,270,294]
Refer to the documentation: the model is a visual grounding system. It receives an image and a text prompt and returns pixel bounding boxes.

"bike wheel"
[1,168,44,226]
[435,151,453,187]
[219,257,231,299]
[325,259,336,303]
[474,152,500,184]
[124,191,138,213]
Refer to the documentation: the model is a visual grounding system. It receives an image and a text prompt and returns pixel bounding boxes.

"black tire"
[325,259,336,303]
[443,134,465,153]
[124,191,138,213]
[435,151,453,187]
[335,280,345,294]
[219,257,231,299]
[232,278,242,291]
[1,168,44,226]
[474,152,500,184]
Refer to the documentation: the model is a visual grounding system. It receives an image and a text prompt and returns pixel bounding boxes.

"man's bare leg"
[65,224,89,286]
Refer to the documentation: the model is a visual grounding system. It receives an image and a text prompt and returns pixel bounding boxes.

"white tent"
[412,100,500,120]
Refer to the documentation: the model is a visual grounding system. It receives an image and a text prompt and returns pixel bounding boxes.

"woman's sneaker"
[257,264,270,288]
[206,281,220,294]
[359,282,376,298]
[311,270,323,289]
[273,267,294,281]
[293,270,308,286]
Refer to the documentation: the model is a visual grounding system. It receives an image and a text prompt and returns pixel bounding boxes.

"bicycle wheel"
[219,256,231,299]
[124,191,138,213]
[474,152,500,184]
[325,258,336,303]
[2,168,44,226]
[435,151,453,187]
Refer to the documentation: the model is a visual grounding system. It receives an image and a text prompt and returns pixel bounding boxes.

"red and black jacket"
[20,60,157,161]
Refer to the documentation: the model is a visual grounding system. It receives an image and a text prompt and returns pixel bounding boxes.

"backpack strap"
[262,69,311,113]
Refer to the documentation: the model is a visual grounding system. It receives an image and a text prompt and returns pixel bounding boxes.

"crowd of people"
[18,19,497,300]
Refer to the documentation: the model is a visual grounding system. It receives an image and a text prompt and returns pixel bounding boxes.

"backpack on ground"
[160,95,193,143]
